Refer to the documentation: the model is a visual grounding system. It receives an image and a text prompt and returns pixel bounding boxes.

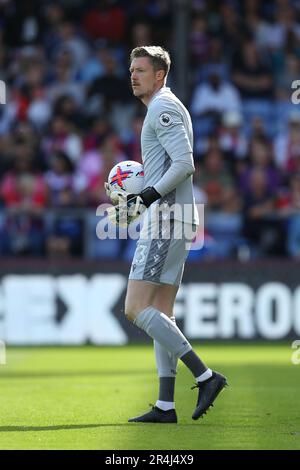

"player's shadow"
[0,423,197,432]
[0,369,154,379]
[0,424,130,432]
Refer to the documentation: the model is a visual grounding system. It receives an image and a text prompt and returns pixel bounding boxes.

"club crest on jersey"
[159,112,172,127]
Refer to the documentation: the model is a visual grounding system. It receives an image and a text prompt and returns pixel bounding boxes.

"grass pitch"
[0,343,299,450]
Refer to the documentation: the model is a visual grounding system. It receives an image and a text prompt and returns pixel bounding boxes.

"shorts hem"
[128,275,181,287]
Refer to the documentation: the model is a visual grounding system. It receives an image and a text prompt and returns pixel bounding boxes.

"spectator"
[197,37,229,83]
[232,40,274,100]
[194,145,242,259]
[87,52,131,114]
[83,0,126,43]
[243,167,284,256]
[274,111,300,172]
[0,45,10,83]
[241,0,273,52]
[83,115,112,151]
[77,43,108,85]
[44,152,84,258]
[190,14,211,63]
[42,3,66,61]
[266,3,300,52]
[78,132,127,207]
[123,114,144,162]
[4,0,44,48]
[281,173,300,258]
[27,85,52,131]
[127,0,171,36]
[55,20,90,68]
[276,52,300,100]
[196,147,240,213]
[0,142,47,256]
[86,51,133,134]
[1,142,47,209]
[47,50,84,106]
[130,22,153,48]
[277,172,300,217]
[42,115,82,166]
[239,135,282,195]
[191,68,242,118]
[232,39,275,136]
[191,67,242,149]
[52,94,85,130]
[218,2,242,58]
[45,151,79,207]
[219,110,248,164]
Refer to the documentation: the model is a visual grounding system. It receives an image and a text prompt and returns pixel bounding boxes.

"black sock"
[180,350,207,378]
[158,377,176,403]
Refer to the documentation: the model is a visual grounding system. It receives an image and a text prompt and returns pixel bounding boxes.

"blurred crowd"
[0,0,300,261]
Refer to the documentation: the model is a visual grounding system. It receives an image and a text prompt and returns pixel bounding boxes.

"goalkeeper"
[105,46,227,423]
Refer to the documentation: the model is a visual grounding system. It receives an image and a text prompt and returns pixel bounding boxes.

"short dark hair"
[130,46,171,77]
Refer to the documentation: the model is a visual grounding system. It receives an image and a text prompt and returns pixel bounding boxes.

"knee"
[125,299,152,323]
[124,301,139,323]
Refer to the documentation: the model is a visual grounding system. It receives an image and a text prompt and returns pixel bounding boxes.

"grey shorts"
[129,218,197,286]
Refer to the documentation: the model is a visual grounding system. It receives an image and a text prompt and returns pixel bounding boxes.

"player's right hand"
[104,181,128,205]
[106,193,146,228]
[104,182,111,198]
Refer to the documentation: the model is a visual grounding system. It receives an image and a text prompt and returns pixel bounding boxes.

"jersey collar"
[148,86,171,107]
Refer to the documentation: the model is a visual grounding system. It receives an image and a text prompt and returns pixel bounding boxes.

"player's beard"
[134,84,157,102]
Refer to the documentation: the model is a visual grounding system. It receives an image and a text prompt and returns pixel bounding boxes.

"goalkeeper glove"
[104,181,123,205]
[106,186,161,227]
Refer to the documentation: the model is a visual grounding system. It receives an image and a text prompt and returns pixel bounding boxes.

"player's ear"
[156,70,165,81]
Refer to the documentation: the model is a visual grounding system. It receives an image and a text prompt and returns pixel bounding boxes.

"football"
[108,160,144,195]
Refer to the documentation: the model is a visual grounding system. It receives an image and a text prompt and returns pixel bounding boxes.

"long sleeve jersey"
[141,86,199,225]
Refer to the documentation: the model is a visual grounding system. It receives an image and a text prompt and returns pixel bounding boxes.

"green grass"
[0,343,299,450]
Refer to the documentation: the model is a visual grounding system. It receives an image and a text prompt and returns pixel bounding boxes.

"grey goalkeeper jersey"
[141,86,199,225]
